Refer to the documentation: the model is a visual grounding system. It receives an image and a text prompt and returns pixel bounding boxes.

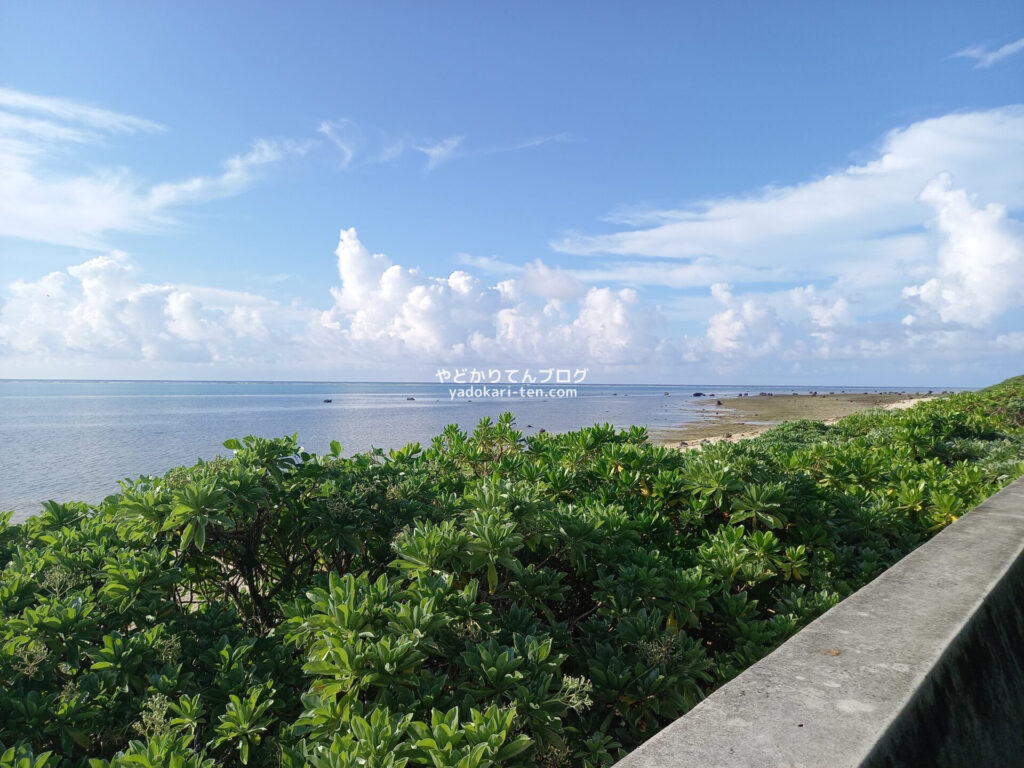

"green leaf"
[495,735,532,760]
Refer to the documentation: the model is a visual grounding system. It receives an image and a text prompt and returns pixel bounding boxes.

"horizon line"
[0,377,970,389]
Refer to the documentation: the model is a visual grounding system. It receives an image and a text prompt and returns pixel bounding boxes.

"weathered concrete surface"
[614,477,1024,768]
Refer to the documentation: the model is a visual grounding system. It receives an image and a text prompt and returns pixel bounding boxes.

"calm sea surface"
[1,380,938,521]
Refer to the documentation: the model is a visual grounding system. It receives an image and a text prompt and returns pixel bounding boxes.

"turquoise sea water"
[1,380,942,521]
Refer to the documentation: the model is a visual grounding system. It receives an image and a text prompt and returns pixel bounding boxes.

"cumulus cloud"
[903,174,1024,327]
[955,36,1024,69]
[790,285,851,329]
[3,222,1022,381]
[319,227,499,357]
[0,253,311,367]
[0,226,673,376]
[0,87,301,249]
[315,228,662,365]
[704,283,781,356]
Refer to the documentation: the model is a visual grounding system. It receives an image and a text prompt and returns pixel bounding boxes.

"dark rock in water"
[538,428,546,434]
[406,396,415,401]
[716,399,723,406]
[323,399,332,403]
[693,392,705,397]
[526,425,533,428]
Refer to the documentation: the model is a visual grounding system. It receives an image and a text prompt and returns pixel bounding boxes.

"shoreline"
[650,392,937,448]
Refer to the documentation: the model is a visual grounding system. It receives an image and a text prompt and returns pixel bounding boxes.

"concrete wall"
[613,477,1024,768]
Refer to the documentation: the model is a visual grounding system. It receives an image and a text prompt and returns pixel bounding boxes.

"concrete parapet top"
[613,477,1024,768]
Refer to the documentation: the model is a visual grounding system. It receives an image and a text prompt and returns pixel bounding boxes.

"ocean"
[1,380,934,521]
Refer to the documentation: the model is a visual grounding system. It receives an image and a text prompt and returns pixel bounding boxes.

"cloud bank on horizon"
[0,86,1022,384]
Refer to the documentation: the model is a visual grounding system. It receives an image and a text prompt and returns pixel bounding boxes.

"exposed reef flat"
[651,392,934,447]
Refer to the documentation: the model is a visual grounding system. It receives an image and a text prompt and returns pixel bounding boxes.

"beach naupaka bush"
[1,378,1023,767]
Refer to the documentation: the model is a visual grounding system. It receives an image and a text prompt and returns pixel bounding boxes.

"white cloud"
[2,223,1022,381]
[0,228,652,375]
[315,118,567,173]
[494,133,570,153]
[790,285,851,328]
[312,227,663,365]
[995,331,1024,351]
[546,106,1024,367]
[552,107,1024,284]
[0,253,298,365]
[317,118,362,168]
[0,87,300,249]
[566,258,790,289]
[704,283,781,356]
[456,253,523,275]
[519,260,584,302]
[0,110,98,144]
[0,87,165,134]
[2,98,1022,383]
[147,139,298,208]
[955,36,1024,69]
[903,174,1024,326]
[417,136,464,172]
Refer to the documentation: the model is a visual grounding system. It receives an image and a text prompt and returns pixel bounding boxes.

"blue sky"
[1,1,1022,385]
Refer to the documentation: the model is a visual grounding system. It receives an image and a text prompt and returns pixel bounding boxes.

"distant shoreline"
[650,392,938,448]
[2,381,955,520]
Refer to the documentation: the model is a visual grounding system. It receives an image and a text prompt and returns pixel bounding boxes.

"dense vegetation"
[2,376,1023,768]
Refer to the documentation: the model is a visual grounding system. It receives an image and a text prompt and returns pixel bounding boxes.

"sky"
[0,1,1022,386]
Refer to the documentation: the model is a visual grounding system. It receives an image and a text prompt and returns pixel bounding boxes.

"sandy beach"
[650,392,937,448]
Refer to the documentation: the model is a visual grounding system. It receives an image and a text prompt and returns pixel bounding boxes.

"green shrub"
[1,377,1023,767]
